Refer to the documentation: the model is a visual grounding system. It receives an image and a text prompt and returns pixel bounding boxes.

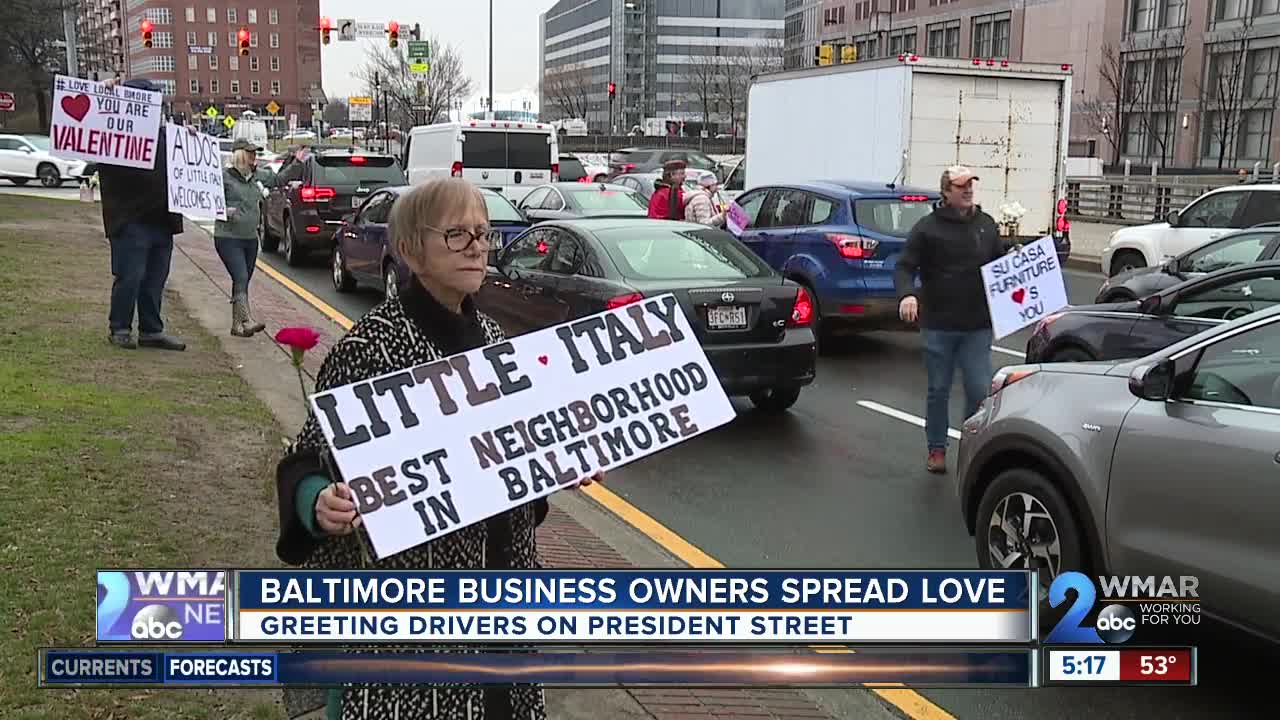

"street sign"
[348,96,372,122]
[410,62,429,75]
[336,18,356,41]
[223,115,236,129]
[354,21,385,38]
[188,46,213,54]
[289,113,298,132]
[407,40,429,60]
[204,106,219,119]
[0,92,14,112]
[266,100,281,115]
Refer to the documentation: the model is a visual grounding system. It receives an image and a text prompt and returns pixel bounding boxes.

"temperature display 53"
[1119,650,1192,682]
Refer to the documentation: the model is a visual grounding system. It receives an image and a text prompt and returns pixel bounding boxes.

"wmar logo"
[1045,571,1135,644]
[1045,572,1198,644]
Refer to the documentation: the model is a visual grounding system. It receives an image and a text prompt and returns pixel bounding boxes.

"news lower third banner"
[39,648,1036,688]
[231,570,1035,644]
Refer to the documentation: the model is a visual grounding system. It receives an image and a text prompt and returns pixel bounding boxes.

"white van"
[232,118,269,149]
[404,121,558,203]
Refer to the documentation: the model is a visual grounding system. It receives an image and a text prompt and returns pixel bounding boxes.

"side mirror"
[1129,360,1174,401]
[1166,210,1181,227]
[1138,293,1165,315]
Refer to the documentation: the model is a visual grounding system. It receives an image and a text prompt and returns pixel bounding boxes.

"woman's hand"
[315,482,362,534]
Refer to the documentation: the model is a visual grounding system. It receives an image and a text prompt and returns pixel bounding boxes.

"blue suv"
[734,181,939,341]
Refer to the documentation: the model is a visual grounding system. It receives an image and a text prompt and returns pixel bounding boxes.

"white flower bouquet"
[997,201,1027,237]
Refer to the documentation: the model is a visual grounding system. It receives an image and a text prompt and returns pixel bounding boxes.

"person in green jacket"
[215,138,275,336]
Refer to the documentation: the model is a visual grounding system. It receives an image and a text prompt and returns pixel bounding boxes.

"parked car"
[1027,260,1280,363]
[477,218,818,411]
[608,147,718,177]
[730,181,940,343]
[610,170,714,202]
[958,304,1280,643]
[1095,226,1280,303]
[1100,183,1280,277]
[332,186,528,296]
[516,183,648,222]
[0,134,87,187]
[261,148,406,265]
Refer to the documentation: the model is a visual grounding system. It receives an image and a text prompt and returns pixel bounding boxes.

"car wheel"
[283,217,303,266]
[975,467,1086,592]
[10,178,29,186]
[1109,250,1146,276]
[259,208,280,252]
[749,386,801,413]
[37,163,62,188]
[332,246,356,292]
[1047,346,1095,363]
[383,261,400,299]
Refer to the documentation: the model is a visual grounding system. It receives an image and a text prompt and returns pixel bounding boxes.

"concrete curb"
[1065,255,1102,274]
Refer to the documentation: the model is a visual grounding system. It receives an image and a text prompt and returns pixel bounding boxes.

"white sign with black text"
[980,236,1070,339]
[49,74,162,169]
[165,124,226,221]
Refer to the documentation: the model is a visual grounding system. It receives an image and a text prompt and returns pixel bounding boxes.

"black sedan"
[477,219,818,411]
[1094,226,1280,303]
[516,183,648,222]
[1027,260,1280,363]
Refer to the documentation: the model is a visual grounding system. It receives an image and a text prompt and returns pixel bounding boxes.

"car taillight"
[789,286,814,327]
[349,155,366,164]
[621,163,636,173]
[901,195,930,202]
[299,186,335,202]
[990,367,1038,397]
[451,161,463,177]
[1055,198,1069,234]
[607,292,644,310]
[551,163,560,181]
[827,233,878,260]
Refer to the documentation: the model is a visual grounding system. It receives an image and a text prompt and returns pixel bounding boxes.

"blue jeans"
[214,236,258,297]
[922,328,994,450]
[109,222,174,335]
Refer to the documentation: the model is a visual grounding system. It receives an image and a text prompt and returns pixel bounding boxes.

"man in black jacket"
[99,78,186,351]
[893,166,1003,473]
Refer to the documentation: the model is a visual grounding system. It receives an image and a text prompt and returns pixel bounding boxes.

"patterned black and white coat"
[275,276,548,720]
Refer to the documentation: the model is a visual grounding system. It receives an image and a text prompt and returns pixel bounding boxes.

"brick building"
[76,0,325,128]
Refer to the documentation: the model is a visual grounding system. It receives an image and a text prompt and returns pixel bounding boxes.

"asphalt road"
[255,245,1272,719]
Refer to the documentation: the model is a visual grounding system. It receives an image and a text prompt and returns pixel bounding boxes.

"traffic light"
[608,81,616,101]
[140,19,153,49]
[387,21,399,48]
[238,27,250,56]
[841,46,856,64]
[319,16,331,45]
[816,44,833,66]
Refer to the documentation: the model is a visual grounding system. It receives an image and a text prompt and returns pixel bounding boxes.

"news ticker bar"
[41,648,1034,688]
[98,569,1037,644]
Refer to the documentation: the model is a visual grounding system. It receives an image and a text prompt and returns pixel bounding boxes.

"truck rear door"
[908,71,1063,237]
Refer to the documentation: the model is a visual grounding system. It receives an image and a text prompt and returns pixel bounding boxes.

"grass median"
[0,195,286,719]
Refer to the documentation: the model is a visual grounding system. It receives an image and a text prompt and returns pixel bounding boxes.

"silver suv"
[956,305,1280,644]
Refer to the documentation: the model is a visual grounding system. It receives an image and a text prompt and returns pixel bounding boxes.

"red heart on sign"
[1011,288,1026,304]
[538,355,549,365]
[60,93,91,122]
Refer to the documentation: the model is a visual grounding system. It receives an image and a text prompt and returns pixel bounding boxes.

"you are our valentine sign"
[50,74,162,169]
[980,236,1069,339]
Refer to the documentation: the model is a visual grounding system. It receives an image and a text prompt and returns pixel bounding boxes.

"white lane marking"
[991,345,1026,359]
[857,400,962,440]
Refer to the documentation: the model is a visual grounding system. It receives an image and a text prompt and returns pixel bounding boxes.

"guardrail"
[558,134,744,155]
[1066,171,1280,225]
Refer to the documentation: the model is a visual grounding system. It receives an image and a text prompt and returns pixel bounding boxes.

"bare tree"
[1081,43,1145,167]
[718,39,783,137]
[680,52,723,130]
[355,37,473,130]
[1140,28,1188,168]
[540,62,593,122]
[1194,14,1276,169]
[0,0,62,131]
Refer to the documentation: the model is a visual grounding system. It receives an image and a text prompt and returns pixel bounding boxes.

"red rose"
[275,327,320,352]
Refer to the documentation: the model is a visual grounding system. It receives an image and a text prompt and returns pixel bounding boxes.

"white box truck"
[744,56,1073,255]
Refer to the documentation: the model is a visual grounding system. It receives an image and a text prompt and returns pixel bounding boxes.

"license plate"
[707,305,747,329]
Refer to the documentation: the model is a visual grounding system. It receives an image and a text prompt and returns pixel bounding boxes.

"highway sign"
[354,21,384,38]
[204,106,219,119]
[407,40,429,60]
[336,18,356,41]
[266,100,281,115]
[223,115,236,129]
[0,92,14,112]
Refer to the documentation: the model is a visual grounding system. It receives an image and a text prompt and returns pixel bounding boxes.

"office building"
[75,0,325,125]
[784,0,824,70]
[539,0,785,135]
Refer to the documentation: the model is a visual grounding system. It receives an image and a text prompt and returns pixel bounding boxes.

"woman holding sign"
[274,177,602,720]
[214,138,275,337]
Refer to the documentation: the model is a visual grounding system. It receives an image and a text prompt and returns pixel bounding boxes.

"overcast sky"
[319,0,559,113]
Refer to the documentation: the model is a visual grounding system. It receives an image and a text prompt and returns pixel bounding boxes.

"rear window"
[565,188,647,212]
[558,156,587,181]
[482,191,524,223]
[597,227,774,280]
[314,156,406,186]
[854,197,935,237]
[462,131,552,169]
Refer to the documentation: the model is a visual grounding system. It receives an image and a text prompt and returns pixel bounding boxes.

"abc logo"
[1095,604,1136,644]
[131,605,183,640]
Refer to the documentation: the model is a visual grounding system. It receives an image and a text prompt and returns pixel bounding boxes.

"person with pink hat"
[893,165,1004,474]
[683,172,727,227]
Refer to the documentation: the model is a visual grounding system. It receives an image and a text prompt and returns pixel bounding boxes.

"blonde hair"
[389,177,488,265]
[232,148,255,171]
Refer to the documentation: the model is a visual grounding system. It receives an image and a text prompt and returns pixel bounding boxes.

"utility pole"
[488,0,495,119]
[62,0,79,78]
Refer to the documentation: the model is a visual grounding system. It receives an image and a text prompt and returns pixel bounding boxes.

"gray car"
[957,304,1280,643]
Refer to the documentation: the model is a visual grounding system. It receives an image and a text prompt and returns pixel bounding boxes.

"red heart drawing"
[60,93,91,122]
[1011,288,1026,304]
[538,355,549,365]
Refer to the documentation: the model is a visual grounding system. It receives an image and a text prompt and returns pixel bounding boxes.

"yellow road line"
[259,259,957,720]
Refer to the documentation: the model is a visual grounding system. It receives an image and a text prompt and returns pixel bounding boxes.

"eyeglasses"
[424,224,503,252]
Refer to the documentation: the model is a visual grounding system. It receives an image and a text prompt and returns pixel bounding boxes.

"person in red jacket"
[647,160,687,219]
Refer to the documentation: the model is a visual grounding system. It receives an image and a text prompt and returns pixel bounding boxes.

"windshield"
[462,131,552,169]
[854,198,935,237]
[314,156,406,186]
[597,226,774,280]
[483,191,525,223]
[565,188,646,212]
[24,136,50,151]
[558,156,586,181]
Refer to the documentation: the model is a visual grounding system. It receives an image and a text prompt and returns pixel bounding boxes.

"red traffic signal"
[387,21,399,48]
[238,27,250,55]
[140,19,153,33]
[319,16,331,44]
[608,81,617,98]
[140,19,154,47]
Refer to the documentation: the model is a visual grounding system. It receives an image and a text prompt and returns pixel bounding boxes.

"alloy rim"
[385,266,398,299]
[987,491,1062,590]
[332,249,344,288]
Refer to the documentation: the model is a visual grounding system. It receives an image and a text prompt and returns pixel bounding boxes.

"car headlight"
[989,366,1039,397]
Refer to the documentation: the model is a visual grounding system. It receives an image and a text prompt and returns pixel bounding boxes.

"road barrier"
[1065,174,1269,225]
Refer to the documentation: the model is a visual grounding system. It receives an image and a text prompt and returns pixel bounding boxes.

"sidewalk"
[168,224,897,720]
